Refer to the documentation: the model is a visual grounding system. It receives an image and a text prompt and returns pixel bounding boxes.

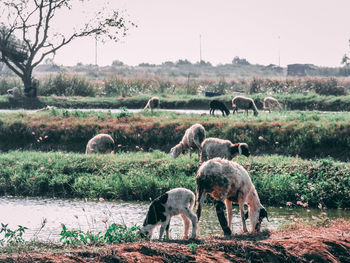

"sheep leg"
[225,199,233,229]
[182,208,198,239]
[159,217,171,240]
[216,200,231,236]
[239,203,248,232]
[180,213,190,239]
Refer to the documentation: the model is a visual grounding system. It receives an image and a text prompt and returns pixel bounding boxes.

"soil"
[1,220,349,263]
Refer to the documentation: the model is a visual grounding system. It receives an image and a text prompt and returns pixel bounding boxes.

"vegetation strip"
[0,151,349,208]
[0,110,349,160]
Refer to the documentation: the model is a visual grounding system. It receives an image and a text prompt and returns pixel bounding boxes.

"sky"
[54,0,350,67]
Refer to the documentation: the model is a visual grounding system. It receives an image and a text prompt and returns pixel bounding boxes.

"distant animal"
[196,158,268,236]
[209,100,230,116]
[7,87,22,101]
[232,96,259,116]
[140,188,197,240]
[85,134,115,154]
[144,96,160,111]
[200,137,250,163]
[170,123,206,158]
[263,96,282,112]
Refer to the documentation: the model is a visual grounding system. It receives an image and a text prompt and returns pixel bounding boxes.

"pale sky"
[54,0,350,67]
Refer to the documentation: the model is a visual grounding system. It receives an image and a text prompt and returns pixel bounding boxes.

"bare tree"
[0,0,135,97]
[342,39,350,66]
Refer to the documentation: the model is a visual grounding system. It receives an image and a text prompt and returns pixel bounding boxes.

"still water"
[0,197,349,242]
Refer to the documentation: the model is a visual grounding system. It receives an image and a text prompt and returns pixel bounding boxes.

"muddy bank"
[1,220,349,263]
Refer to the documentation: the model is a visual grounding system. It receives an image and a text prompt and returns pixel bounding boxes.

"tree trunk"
[22,70,37,98]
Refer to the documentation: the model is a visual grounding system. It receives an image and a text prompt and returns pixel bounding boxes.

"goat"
[170,124,206,158]
[85,133,115,154]
[196,158,268,236]
[263,96,282,112]
[209,100,230,116]
[144,96,160,111]
[140,188,197,240]
[200,137,250,163]
[232,96,259,116]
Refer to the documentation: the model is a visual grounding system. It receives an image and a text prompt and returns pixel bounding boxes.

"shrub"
[39,73,96,97]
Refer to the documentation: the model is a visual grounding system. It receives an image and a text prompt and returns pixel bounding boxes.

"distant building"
[287,64,317,76]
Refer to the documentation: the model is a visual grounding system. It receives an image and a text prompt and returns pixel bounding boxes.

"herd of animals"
[85,95,278,240]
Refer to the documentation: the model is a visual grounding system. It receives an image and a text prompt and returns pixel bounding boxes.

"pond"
[0,197,349,242]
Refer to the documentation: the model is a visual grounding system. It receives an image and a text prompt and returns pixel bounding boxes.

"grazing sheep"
[144,96,160,111]
[200,137,250,163]
[263,96,282,112]
[196,158,268,236]
[7,87,22,101]
[140,188,197,240]
[85,134,115,154]
[170,123,206,158]
[209,100,230,116]
[232,96,259,116]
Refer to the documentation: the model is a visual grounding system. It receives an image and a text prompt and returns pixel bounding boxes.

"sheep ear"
[259,208,269,222]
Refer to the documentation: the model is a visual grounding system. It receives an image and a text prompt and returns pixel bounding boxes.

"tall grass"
[0,151,349,208]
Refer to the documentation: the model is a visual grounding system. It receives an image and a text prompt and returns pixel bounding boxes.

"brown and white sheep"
[144,96,160,111]
[200,137,250,163]
[140,188,197,240]
[263,96,282,112]
[232,96,259,116]
[85,133,115,154]
[170,123,206,158]
[196,158,268,236]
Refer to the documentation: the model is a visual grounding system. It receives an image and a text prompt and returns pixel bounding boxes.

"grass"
[0,109,350,160]
[0,151,349,209]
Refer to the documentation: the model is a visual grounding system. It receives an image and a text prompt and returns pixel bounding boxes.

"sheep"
[144,96,160,111]
[232,96,259,116]
[85,133,115,154]
[263,96,282,112]
[170,123,206,158]
[200,137,250,163]
[7,87,22,101]
[140,188,197,240]
[196,158,268,236]
[209,100,230,116]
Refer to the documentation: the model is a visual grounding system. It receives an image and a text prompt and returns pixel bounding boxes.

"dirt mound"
[1,221,349,263]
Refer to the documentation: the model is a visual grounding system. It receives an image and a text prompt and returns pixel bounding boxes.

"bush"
[39,73,96,97]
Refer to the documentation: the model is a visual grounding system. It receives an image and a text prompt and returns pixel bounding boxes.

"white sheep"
[85,133,115,154]
[200,137,250,163]
[232,96,259,116]
[7,87,22,101]
[144,96,160,111]
[263,96,282,112]
[196,158,268,236]
[140,188,198,240]
[170,123,206,158]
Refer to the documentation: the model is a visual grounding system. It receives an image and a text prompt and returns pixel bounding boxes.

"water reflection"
[0,197,349,242]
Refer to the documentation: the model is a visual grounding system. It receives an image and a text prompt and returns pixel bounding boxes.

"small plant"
[104,223,141,244]
[59,223,141,247]
[0,223,28,246]
[188,243,198,254]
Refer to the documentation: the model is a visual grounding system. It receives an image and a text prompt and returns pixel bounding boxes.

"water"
[0,197,349,242]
